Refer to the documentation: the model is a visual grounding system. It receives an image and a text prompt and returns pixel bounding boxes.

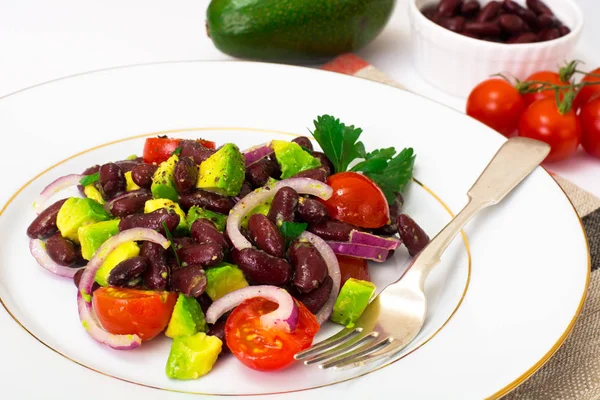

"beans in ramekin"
[423,0,570,43]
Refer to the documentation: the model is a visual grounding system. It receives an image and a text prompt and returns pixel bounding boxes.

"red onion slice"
[29,239,84,278]
[349,230,401,250]
[205,285,299,332]
[77,228,169,350]
[242,142,273,166]
[300,231,341,325]
[34,174,84,215]
[326,241,389,262]
[226,178,333,250]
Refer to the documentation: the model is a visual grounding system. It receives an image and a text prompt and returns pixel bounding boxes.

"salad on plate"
[26,115,429,380]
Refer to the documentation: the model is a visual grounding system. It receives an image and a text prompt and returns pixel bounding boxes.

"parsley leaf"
[79,172,100,187]
[363,148,416,202]
[350,147,396,174]
[162,221,181,268]
[279,221,308,247]
[311,115,364,173]
[171,147,182,156]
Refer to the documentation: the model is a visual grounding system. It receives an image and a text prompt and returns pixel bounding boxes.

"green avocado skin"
[207,0,396,61]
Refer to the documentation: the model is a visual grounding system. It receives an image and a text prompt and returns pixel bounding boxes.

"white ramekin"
[408,0,584,98]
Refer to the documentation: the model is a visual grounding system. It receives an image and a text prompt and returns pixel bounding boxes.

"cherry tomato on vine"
[518,97,581,163]
[466,79,526,137]
[580,95,600,158]
[574,67,600,112]
[522,71,568,107]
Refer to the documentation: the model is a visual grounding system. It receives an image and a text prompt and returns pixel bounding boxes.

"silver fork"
[295,137,551,370]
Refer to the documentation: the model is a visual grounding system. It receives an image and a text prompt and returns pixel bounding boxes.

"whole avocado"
[206,0,396,62]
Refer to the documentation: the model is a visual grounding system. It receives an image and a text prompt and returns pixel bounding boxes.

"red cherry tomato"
[574,67,600,112]
[225,297,319,371]
[522,71,568,107]
[466,79,526,137]
[142,137,216,164]
[336,255,370,287]
[580,96,600,158]
[518,98,582,163]
[322,172,389,229]
[92,287,177,341]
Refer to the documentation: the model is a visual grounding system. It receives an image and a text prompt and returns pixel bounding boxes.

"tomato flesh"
[322,172,389,229]
[93,287,177,341]
[337,255,370,287]
[574,68,600,112]
[142,138,216,164]
[522,71,567,107]
[225,297,319,371]
[580,96,600,158]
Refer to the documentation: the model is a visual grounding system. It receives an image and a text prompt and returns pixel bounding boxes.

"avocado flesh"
[205,263,249,301]
[151,155,179,202]
[165,332,222,380]
[94,241,140,286]
[271,140,320,179]
[124,171,141,191]
[166,294,208,339]
[331,278,376,328]
[78,219,121,260]
[144,198,188,232]
[197,143,245,196]
[56,197,111,243]
[187,206,227,232]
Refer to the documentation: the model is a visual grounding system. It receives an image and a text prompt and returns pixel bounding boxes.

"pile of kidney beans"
[422,0,571,44]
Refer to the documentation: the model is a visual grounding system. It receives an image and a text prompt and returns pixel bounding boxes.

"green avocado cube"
[144,198,188,232]
[83,185,105,205]
[271,140,320,179]
[94,241,140,286]
[165,332,222,380]
[196,143,245,196]
[78,219,121,260]
[240,201,271,229]
[56,197,111,243]
[331,278,376,328]
[166,294,208,339]
[151,154,179,202]
[186,206,227,232]
[205,263,249,301]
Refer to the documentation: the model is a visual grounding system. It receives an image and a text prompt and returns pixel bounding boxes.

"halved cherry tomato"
[142,137,216,164]
[322,172,389,229]
[522,71,568,107]
[574,67,600,112]
[92,287,177,340]
[225,297,319,371]
[580,96,600,158]
[337,255,370,287]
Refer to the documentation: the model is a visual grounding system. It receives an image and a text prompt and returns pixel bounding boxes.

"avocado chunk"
[205,263,249,301]
[331,278,376,328]
[197,143,245,196]
[56,197,111,243]
[95,241,140,286]
[125,171,141,191]
[151,154,179,202]
[165,332,222,380]
[271,140,320,179]
[186,206,227,232]
[144,198,188,232]
[240,201,271,229]
[78,219,121,260]
[166,294,208,339]
[83,185,105,205]
[206,0,395,62]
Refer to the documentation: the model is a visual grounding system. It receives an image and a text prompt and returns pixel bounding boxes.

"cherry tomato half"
[466,79,526,137]
[574,67,600,112]
[225,297,319,371]
[518,97,582,163]
[92,287,177,340]
[580,96,600,158]
[522,71,568,107]
[143,138,216,164]
[322,172,389,229]
[337,255,370,287]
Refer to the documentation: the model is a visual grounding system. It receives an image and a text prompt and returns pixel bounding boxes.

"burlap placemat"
[321,54,599,399]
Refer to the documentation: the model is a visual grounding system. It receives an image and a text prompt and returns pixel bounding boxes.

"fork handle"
[410,137,550,281]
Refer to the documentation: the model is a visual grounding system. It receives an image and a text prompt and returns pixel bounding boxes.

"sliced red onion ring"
[77,228,169,350]
[242,142,273,166]
[226,178,333,250]
[326,241,389,263]
[29,239,84,278]
[34,174,84,215]
[299,231,341,325]
[206,285,299,332]
[349,230,401,250]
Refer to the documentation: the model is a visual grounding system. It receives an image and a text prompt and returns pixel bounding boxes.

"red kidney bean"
[78,165,100,194]
[295,275,333,314]
[507,32,538,43]
[421,4,438,20]
[537,14,556,29]
[297,197,329,224]
[526,0,553,16]
[238,181,253,199]
[437,0,462,17]
[114,160,141,173]
[292,167,328,182]
[73,268,101,292]
[465,21,502,36]
[397,214,430,257]
[26,199,67,239]
[140,241,169,290]
[45,233,78,266]
[171,266,207,297]
[179,189,234,214]
[375,192,405,236]
[312,152,333,177]
[267,187,299,225]
[558,25,571,36]
[475,1,501,22]
[245,158,279,188]
[99,163,126,199]
[288,240,328,293]
[105,189,152,218]
[291,136,314,151]
[440,16,466,33]
[539,28,560,41]
[180,140,215,165]
[461,0,480,17]
[119,208,180,235]
[232,248,292,286]
[308,220,355,242]
[179,243,224,268]
[248,214,285,258]
[190,219,229,250]
[173,156,199,194]
[107,256,149,287]
[131,164,158,189]
[208,318,230,353]
[197,293,213,314]
[499,14,525,34]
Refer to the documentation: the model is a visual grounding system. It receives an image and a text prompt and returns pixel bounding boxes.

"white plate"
[0,61,589,400]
